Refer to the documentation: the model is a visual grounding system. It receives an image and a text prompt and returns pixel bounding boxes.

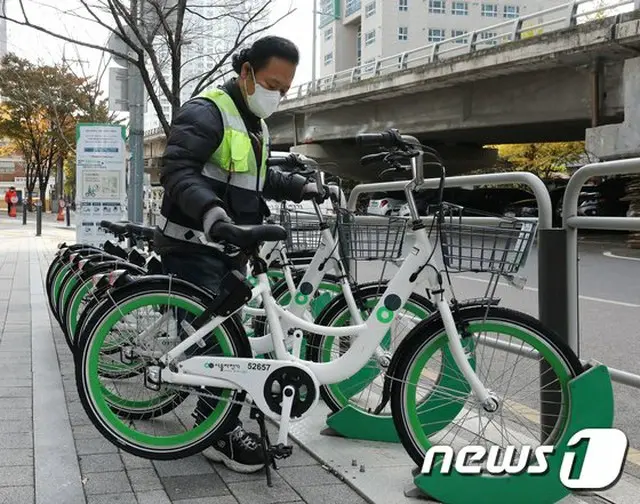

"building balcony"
[343,0,361,24]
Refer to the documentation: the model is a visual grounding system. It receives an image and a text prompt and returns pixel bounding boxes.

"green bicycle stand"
[411,364,615,504]
[325,340,474,443]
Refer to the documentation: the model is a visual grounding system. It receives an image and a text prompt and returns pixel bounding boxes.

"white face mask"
[245,67,281,119]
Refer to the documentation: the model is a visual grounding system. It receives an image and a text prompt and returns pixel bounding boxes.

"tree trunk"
[40,187,47,213]
[27,192,33,212]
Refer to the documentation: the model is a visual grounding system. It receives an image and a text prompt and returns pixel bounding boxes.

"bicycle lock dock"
[281,165,640,504]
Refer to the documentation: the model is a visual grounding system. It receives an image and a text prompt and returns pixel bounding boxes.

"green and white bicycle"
[74,131,583,494]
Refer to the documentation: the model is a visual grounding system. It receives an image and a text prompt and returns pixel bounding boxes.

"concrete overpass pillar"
[585,57,640,160]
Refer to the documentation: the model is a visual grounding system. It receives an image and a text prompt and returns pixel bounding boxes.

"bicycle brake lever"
[379,168,396,178]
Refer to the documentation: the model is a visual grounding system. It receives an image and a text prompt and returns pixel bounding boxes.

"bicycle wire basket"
[433,203,537,275]
[278,206,333,254]
[336,210,408,262]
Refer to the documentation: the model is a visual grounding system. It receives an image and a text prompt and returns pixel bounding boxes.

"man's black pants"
[161,250,247,431]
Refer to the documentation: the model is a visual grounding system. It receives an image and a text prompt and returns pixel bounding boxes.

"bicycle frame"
[154,142,494,430]
[247,224,365,356]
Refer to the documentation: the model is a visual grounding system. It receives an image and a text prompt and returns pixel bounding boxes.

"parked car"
[504,198,538,219]
[366,192,406,216]
[506,190,602,223]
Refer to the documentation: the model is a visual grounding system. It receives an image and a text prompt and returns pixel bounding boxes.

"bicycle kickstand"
[250,405,277,487]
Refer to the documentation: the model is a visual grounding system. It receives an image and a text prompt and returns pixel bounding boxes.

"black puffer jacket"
[154,78,308,256]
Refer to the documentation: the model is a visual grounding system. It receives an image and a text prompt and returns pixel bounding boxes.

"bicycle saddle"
[125,223,155,240]
[209,222,287,250]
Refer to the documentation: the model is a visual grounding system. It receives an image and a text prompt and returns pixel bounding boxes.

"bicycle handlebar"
[125,223,155,241]
[100,221,128,236]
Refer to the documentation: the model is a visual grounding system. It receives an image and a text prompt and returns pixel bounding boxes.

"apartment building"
[318,0,564,77]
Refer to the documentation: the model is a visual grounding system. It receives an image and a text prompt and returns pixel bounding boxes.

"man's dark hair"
[231,36,299,74]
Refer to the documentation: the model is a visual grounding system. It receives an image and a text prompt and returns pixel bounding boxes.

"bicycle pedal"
[143,366,162,391]
[269,443,293,460]
[120,345,136,364]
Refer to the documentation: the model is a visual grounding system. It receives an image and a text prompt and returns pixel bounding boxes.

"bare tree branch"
[3,0,289,137]
[191,3,292,96]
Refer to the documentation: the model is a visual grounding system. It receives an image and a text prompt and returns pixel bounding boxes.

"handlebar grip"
[356,129,402,148]
[355,133,386,147]
[266,156,293,167]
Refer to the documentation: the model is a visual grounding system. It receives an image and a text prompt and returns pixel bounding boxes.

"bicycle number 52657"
[248,362,271,371]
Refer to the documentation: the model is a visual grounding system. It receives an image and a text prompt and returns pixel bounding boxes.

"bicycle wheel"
[46,244,99,296]
[390,305,583,469]
[307,284,435,415]
[47,247,99,319]
[75,276,251,459]
[62,261,146,349]
[55,253,121,322]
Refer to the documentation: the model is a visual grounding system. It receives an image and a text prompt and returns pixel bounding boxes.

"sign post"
[75,123,127,246]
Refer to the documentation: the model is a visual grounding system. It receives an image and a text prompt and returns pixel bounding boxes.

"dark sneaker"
[202,422,266,473]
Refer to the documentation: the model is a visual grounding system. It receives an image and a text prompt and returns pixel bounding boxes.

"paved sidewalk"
[0,217,369,504]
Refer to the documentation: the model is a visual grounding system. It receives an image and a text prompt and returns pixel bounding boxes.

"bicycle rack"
[323,170,617,503]
[326,172,558,443]
[412,364,614,504]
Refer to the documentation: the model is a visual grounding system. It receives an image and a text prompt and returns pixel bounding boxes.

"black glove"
[301,182,329,204]
[202,206,232,241]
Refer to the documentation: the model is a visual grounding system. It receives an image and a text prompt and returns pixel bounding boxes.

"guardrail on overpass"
[284,0,637,101]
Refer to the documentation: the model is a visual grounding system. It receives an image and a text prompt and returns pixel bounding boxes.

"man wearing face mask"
[154,36,325,474]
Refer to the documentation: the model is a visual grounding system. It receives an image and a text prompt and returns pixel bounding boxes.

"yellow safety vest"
[198,88,269,191]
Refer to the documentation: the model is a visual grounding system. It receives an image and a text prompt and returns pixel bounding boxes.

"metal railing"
[347,166,640,392]
[284,0,636,101]
[562,159,640,388]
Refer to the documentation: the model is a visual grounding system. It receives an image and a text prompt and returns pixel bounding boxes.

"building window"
[356,24,362,65]
[398,26,408,41]
[481,3,498,17]
[451,29,468,43]
[399,0,408,11]
[324,52,333,65]
[480,31,497,45]
[319,0,335,27]
[364,29,376,46]
[429,0,445,14]
[503,5,519,18]
[324,27,333,41]
[428,28,445,42]
[365,1,376,17]
[451,1,468,15]
[346,0,361,16]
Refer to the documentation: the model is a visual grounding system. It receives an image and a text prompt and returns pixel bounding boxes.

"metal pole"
[127,0,145,224]
[36,202,42,236]
[537,228,568,439]
[311,0,317,92]
[56,156,64,206]
[66,202,71,227]
[562,158,640,354]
